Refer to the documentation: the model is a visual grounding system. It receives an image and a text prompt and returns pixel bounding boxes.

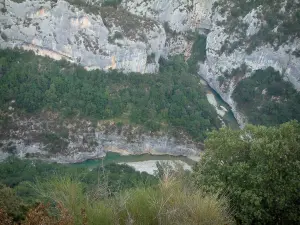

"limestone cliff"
[122,0,214,58]
[200,0,300,125]
[0,0,166,73]
[0,111,201,163]
[0,0,214,72]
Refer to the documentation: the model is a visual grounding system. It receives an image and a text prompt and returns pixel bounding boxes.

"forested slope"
[0,49,219,141]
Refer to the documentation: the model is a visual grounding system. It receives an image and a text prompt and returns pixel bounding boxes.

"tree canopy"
[0,49,219,141]
[193,121,300,224]
[232,67,300,126]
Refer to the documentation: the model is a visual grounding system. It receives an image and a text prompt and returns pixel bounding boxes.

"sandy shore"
[118,160,192,175]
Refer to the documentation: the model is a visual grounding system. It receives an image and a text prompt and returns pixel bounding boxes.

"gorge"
[1,0,300,166]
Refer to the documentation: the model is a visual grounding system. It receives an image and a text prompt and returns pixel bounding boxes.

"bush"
[0,184,27,221]
[35,175,232,225]
[108,31,124,43]
[193,121,300,224]
[187,34,207,74]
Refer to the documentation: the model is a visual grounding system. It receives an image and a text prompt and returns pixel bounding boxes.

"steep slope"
[0,49,217,162]
[0,0,214,72]
[0,0,166,73]
[200,0,300,125]
[122,0,214,57]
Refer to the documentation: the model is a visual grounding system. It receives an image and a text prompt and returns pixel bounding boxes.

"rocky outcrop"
[122,0,214,57]
[122,0,213,32]
[200,0,300,125]
[0,0,216,72]
[0,111,202,163]
[0,0,166,73]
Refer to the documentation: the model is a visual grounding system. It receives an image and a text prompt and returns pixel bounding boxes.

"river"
[200,78,239,129]
[73,80,239,174]
[72,152,195,175]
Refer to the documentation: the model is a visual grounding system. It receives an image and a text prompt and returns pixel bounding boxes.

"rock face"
[122,0,213,32]
[122,0,214,57]
[0,111,202,163]
[200,0,300,125]
[0,0,215,72]
[0,0,166,73]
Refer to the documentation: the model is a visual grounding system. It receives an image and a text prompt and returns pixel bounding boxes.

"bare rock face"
[0,112,202,163]
[122,0,214,57]
[122,0,213,32]
[200,1,300,125]
[0,0,215,73]
[0,0,166,73]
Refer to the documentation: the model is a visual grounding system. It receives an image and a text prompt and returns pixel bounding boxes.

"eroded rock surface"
[0,111,202,163]
[0,0,166,73]
[0,0,215,72]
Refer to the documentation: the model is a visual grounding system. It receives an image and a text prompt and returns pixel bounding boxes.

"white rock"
[118,160,192,175]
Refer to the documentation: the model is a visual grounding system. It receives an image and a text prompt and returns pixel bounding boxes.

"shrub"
[102,0,122,7]
[187,34,207,74]
[36,175,232,225]
[193,121,300,224]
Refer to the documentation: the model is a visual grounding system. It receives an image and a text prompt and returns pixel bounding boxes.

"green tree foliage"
[232,67,300,125]
[187,34,207,74]
[0,157,157,193]
[0,49,219,141]
[215,0,300,54]
[0,184,27,221]
[193,121,300,224]
[0,157,233,224]
[0,157,158,223]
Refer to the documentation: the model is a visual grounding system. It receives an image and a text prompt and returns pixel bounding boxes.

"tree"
[0,184,27,221]
[193,121,300,224]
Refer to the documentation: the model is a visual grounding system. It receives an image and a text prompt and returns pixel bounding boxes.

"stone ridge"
[0,111,202,163]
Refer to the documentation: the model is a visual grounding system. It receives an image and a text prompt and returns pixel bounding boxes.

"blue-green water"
[72,152,195,169]
[201,79,239,129]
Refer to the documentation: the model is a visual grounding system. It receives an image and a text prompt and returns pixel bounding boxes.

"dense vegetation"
[0,122,299,224]
[0,158,232,224]
[215,0,300,54]
[63,0,122,14]
[0,49,219,141]
[193,121,300,224]
[0,157,158,222]
[0,157,157,192]
[187,34,207,74]
[232,67,300,125]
